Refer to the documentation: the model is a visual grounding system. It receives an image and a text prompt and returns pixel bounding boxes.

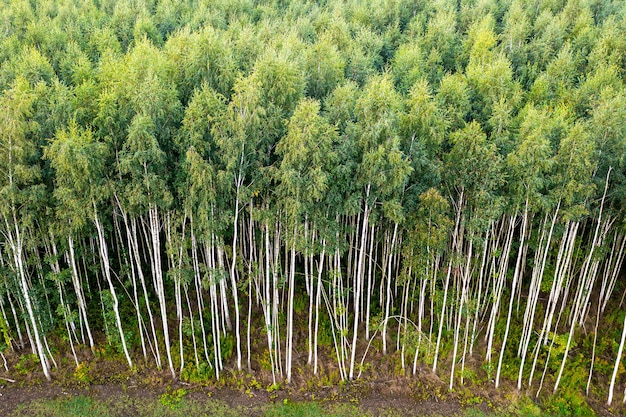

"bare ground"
[0,347,623,416]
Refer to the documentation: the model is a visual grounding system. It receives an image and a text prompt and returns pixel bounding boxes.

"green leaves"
[120,113,172,212]
[507,104,554,209]
[44,120,107,229]
[304,38,345,100]
[177,84,226,156]
[276,98,338,224]
[553,122,596,219]
[0,76,40,211]
[403,79,446,152]
[410,187,452,254]
[444,121,503,227]
[354,73,402,152]
[251,52,305,139]
[165,27,236,102]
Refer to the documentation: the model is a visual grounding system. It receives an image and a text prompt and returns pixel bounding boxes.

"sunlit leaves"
[44,121,107,229]
[391,41,425,94]
[507,104,554,209]
[403,79,446,152]
[444,121,503,226]
[276,98,338,224]
[354,73,402,151]
[120,113,172,212]
[553,122,596,219]
[304,38,345,100]
[165,27,237,102]
[0,77,39,195]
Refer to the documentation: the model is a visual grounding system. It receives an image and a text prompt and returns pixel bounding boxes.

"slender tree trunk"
[58,283,79,367]
[272,221,283,377]
[117,198,161,368]
[366,223,375,341]
[382,222,399,356]
[4,213,50,379]
[350,186,370,379]
[49,239,79,366]
[608,313,626,405]
[486,218,514,366]
[166,212,186,376]
[604,234,626,312]
[496,204,528,388]
[148,207,176,379]
[230,174,243,371]
[434,260,453,374]
[450,240,472,390]
[518,203,560,389]
[554,171,611,393]
[247,205,255,371]
[286,228,297,383]
[93,208,133,368]
[314,240,326,375]
[190,214,211,365]
[68,235,95,352]
[263,221,276,383]
[306,219,314,366]
[207,236,223,378]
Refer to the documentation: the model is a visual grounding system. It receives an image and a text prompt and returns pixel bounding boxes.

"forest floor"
[0,373,623,416]
[0,381,473,417]
[0,378,535,417]
[0,347,622,416]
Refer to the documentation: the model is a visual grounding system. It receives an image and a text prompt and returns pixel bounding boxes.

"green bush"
[159,387,188,409]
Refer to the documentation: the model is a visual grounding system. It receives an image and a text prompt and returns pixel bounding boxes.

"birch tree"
[276,98,338,382]
[0,77,51,379]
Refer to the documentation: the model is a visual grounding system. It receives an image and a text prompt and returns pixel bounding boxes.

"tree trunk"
[93,209,133,368]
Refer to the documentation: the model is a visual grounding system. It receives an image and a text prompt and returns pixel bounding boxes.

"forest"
[0,0,625,414]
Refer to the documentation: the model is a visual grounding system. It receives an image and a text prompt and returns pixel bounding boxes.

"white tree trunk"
[433,260,452,374]
[93,210,133,368]
[349,193,369,379]
[68,235,95,351]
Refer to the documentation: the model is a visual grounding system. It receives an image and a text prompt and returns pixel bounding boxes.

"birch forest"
[0,0,625,413]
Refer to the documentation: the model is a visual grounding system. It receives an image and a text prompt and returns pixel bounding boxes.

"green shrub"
[159,387,188,409]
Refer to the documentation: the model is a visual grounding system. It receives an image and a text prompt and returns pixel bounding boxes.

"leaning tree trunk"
[148,206,176,379]
[4,213,51,380]
[93,208,133,368]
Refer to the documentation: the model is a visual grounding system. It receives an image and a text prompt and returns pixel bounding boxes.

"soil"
[0,380,467,417]
[0,347,623,416]
[0,370,623,416]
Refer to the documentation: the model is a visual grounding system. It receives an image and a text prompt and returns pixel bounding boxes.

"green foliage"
[514,397,542,417]
[45,120,108,228]
[73,362,92,385]
[304,38,345,100]
[14,354,40,375]
[0,1,625,412]
[544,391,595,417]
[99,290,131,356]
[13,395,384,417]
[180,360,214,384]
[0,310,12,350]
[220,333,235,362]
[159,387,188,410]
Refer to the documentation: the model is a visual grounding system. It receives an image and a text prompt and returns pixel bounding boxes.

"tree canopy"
[0,0,625,412]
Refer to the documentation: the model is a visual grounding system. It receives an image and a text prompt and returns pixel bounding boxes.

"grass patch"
[264,402,373,417]
[11,394,244,417]
[8,392,554,417]
[13,395,109,417]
